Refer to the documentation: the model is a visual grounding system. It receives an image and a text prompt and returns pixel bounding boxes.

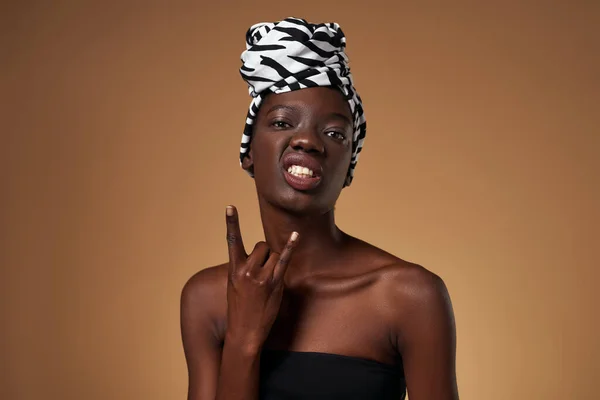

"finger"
[258,251,280,281]
[246,242,271,277]
[273,231,299,282]
[225,206,246,268]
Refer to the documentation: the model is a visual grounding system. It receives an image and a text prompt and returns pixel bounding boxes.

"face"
[243,87,354,214]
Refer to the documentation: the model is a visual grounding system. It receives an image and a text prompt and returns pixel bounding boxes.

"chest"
[263,284,397,365]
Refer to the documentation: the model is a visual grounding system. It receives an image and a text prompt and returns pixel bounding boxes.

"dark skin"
[180,87,459,399]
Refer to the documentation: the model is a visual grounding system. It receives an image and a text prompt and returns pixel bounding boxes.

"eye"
[325,130,346,141]
[272,120,292,129]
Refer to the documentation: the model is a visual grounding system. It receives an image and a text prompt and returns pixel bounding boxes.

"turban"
[238,17,366,186]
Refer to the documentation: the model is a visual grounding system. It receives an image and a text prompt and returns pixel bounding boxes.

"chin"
[260,185,337,216]
[280,197,331,216]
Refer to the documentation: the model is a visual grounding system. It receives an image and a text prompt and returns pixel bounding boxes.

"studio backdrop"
[1,2,598,399]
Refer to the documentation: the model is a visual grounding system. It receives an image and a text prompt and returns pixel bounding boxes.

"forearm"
[215,335,262,400]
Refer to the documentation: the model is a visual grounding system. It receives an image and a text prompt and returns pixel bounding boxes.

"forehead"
[259,87,352,119]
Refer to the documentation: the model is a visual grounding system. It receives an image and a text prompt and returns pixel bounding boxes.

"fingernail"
[290,231,299,242]
[226,206,234,216]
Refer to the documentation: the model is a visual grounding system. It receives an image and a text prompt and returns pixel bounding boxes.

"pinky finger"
[273,231,299,282]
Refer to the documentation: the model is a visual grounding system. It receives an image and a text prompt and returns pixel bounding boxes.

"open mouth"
[286,165,316,178]
[281,154,323,191]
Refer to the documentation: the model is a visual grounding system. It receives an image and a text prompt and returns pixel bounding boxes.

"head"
[242,86,353,214]
[238,17,366,214]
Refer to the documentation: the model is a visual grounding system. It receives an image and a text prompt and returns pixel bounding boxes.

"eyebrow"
[266,104,297,114]
[265,104,353,126]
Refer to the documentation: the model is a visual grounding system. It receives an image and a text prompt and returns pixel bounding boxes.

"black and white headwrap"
[239,17,366,186]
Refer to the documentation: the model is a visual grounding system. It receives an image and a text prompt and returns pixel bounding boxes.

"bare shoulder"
[182,263,228,294]
[373,257,455,351]
[182,263,228,303]
[349,236,452,315]
[180,263,229,337]
[380,261,450,305]
[180,264,230,399]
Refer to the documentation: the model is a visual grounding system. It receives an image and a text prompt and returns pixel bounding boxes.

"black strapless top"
[259,350,406,399]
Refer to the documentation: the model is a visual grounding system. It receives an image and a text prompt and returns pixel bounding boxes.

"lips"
[281,152,323,191]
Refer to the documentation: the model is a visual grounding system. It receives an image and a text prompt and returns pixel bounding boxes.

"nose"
[289,127,325,154]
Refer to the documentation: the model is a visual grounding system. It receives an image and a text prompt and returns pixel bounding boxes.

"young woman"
[181,17,459,400]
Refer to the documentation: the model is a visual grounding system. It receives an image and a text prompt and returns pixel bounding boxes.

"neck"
[257,197,346,279]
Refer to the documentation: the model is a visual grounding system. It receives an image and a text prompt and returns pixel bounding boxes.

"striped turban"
[239,17,366,186]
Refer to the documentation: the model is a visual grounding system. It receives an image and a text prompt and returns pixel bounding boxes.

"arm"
[180,267,264,400]
[215,333,263,399]
[181,206,299,400]
[394,267,459,400]
[180,267,224,400]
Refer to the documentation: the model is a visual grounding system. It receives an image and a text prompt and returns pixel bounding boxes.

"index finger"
[225,205,246,268]
[273,231,299,281]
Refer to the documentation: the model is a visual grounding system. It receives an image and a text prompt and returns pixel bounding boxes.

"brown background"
[1,1,598,399]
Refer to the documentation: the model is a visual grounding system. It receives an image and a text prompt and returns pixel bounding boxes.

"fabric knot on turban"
[238,17,366,186]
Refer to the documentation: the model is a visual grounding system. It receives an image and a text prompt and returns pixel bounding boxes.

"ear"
[241,150,254,176]
[343,175,352,188]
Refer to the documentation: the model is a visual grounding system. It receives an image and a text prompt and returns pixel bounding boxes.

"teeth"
[287,165,314,178]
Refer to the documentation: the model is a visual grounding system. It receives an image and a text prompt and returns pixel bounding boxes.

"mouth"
[281,153,323,192]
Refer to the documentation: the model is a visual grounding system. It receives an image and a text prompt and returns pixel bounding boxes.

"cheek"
[336,146,353,172]
[251,133,284,169]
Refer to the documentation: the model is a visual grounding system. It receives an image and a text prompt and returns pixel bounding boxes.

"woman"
[181,17,458,400]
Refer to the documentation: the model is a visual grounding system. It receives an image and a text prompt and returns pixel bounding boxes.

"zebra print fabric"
[239,17,366,186]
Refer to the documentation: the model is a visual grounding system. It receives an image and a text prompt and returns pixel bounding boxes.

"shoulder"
[180,263,229,337]
[349,238,453,332]
[375,260,455,352]
[181,263,229,304]
[354,248,459,396]
[180,264,229,395]
[379,261,450,306]
[348,236,450,305]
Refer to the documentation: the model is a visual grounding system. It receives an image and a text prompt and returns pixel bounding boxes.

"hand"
[224,205,299,351]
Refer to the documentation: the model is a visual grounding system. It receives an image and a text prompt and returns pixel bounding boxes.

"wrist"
[224,331,264,356]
